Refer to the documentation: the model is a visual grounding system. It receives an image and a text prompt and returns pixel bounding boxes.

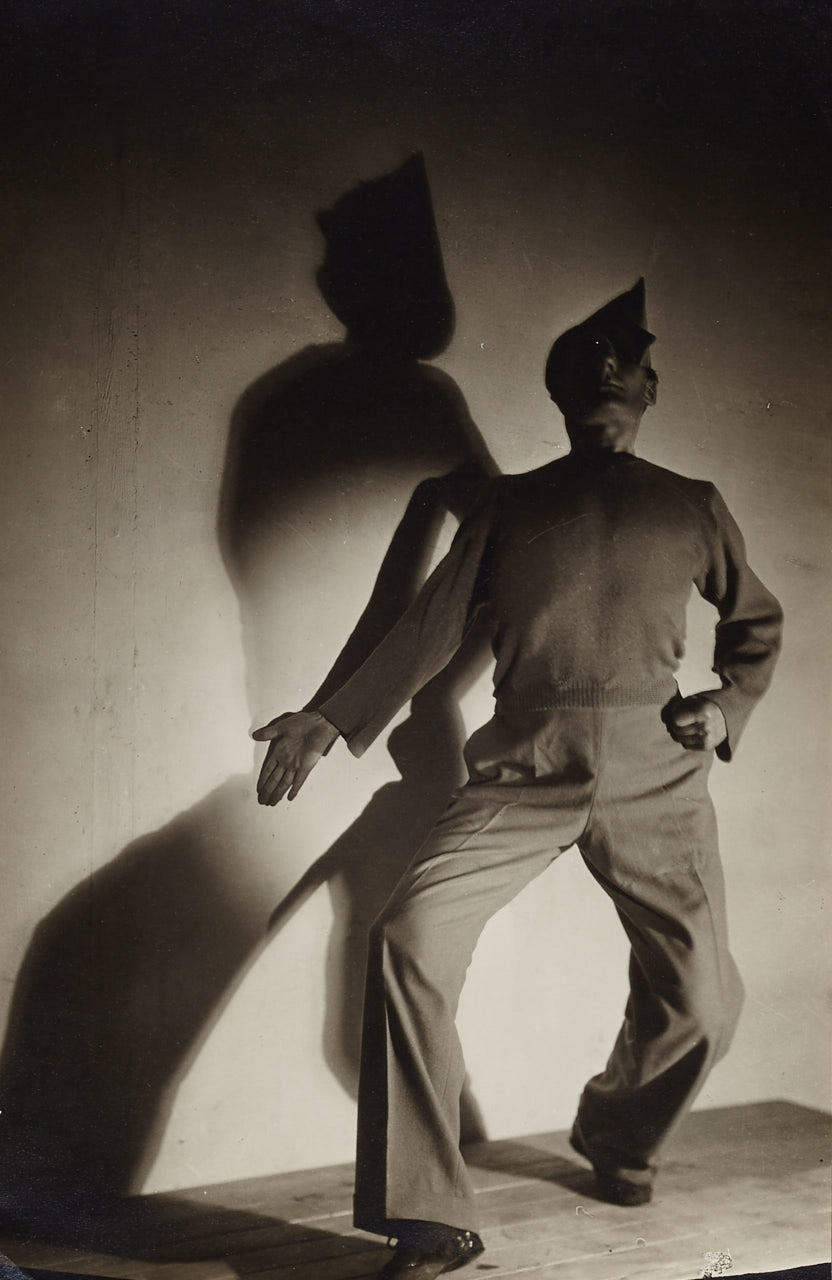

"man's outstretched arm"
[253,485,498,804]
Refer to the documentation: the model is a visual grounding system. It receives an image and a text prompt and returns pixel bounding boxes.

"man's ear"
[644,373,658,406]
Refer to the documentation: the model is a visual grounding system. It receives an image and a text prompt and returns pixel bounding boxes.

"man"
[254,280,783,1279]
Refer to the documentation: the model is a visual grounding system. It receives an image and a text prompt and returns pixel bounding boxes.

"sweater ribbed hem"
[496,679,676,711]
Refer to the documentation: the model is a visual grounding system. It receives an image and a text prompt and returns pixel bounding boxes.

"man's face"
[549,326,656,449]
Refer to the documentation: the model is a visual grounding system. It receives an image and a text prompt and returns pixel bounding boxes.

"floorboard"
[1,1101,828,1280]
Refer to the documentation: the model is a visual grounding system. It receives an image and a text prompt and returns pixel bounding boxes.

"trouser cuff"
[354,1189,480,1238]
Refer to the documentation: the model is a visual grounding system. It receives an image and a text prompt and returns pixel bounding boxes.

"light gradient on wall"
[0,1,828,1200]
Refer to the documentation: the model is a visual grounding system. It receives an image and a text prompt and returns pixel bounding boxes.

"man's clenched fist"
[664,694,728,752]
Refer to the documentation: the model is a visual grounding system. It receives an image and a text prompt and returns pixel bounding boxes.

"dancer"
[255,280,782,1279]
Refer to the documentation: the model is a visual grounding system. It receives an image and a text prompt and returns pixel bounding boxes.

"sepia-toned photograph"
[1,3,829,1280]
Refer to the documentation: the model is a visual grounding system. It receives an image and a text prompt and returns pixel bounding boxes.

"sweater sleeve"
[316,486,497,757]
[695,484,783,761]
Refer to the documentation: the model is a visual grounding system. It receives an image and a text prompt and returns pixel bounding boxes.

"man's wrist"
[309,709,341,750]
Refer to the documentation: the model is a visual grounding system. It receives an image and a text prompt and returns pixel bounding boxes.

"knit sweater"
[318,452,783,761]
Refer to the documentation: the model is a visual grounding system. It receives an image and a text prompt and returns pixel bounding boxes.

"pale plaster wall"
[1,3,828,1198]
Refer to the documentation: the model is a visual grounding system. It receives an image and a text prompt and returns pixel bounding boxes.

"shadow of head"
[316,151,455,359]
[217,151,494,712]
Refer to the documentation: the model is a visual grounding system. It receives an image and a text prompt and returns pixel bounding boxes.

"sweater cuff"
[314,694,374,759]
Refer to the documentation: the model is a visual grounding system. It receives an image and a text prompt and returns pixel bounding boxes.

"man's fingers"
[674,724,706,739]
[259,763,285,795]
[273,771,296,805]
[253,711,330,805]
[258,766,287,804]
[258,744,287,789]
[257,756,319,804]
[671,709,706,728]
[667,719,707,749]
[257,770,281,802]
[672,723,710,750]
[252,722,283,741]
[288,765,313,801]
[664,694,726,753]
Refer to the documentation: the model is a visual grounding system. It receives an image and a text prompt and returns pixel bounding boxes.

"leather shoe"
[569,1124,653,1207]
[592,1170,653,1207]
[376,1226,485,1278]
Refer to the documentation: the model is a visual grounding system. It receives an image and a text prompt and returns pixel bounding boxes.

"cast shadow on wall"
[220,153,499,1106]
[0,155,496,1243]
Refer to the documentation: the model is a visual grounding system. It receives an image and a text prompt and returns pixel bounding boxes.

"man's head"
[545,279,658,455]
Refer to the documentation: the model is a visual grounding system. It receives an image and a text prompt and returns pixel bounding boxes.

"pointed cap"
[545,278,655,402]
[581,277,654,347]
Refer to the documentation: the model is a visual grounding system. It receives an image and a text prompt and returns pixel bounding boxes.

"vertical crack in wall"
[129,122,143,851]
[89,107,140,878]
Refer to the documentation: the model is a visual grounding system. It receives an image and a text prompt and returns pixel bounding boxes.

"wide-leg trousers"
[353,704,745,1235]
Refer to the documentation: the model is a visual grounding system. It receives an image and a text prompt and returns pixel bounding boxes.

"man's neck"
[567,441,638,462]
[564,419,641,459]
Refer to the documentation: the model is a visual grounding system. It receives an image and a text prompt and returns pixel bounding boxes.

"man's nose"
[588,345,614,378]
[599,348,620,378]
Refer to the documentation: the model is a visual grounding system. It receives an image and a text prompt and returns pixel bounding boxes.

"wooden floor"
[1,1102,829,1280]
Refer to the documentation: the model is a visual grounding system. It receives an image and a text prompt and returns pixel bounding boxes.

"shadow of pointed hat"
[316,152,455,359]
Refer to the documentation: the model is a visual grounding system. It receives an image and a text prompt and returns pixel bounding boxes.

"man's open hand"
[253,710,340,805]
[664,694,728,752]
